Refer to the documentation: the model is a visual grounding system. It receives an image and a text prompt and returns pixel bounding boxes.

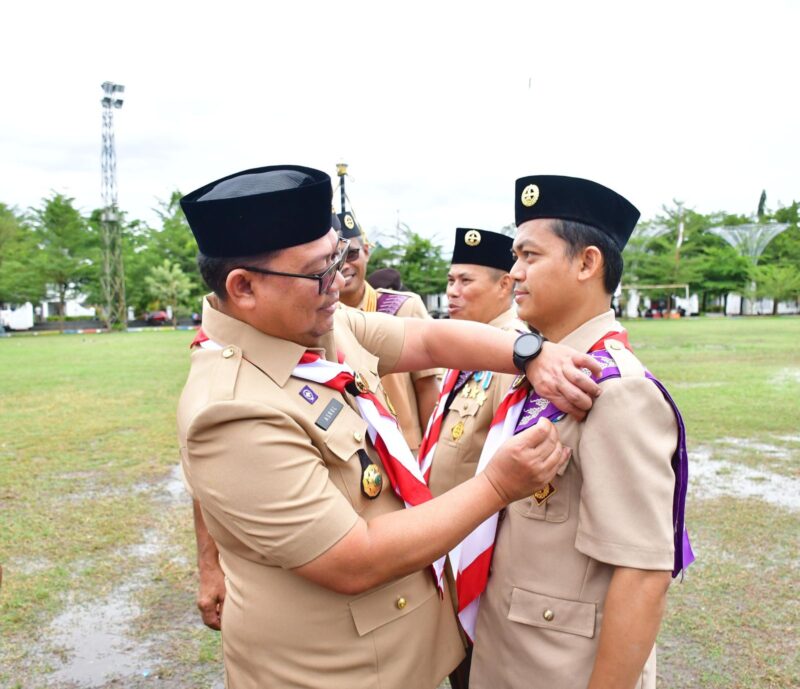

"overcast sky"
[2,0,797,248]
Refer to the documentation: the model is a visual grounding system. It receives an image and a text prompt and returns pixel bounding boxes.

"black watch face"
[516,333,542,357]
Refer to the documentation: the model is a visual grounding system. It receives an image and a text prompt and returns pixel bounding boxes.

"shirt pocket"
[510,461,571,523]
[507,586,596,638]
[348,572,436,637]
[323,413,371,513]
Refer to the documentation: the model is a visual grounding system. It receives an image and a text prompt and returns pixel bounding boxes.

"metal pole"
[336,162,348,215]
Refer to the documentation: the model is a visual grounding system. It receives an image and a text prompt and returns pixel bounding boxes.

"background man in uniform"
[419,226,525,689]
[469,175,693,689]
[424,227,525,497]
[176,164,603,689]
[337,211,439,453]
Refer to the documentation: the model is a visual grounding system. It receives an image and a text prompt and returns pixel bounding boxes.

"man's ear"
[578,246,604,283]
[225,268,259,310]
[499,272,515,296]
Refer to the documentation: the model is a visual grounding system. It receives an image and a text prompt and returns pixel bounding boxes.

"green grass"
[1,317,798,688]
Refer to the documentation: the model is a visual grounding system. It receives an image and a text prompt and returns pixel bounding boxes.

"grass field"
[1,317,798,688]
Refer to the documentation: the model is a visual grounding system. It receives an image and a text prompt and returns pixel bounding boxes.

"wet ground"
[3,436,798,688]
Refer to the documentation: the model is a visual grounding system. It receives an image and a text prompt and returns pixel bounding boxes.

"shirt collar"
[488,307,524,330]
[558,309,623,353]
[200,295,337,387]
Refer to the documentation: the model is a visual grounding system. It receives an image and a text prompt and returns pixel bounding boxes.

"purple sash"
[376,291,411,316]
[513,348,695,577]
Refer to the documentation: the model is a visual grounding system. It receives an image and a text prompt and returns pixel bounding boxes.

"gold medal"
[451,420,465,441]
[361,463,383,498]
[532,483,556,505]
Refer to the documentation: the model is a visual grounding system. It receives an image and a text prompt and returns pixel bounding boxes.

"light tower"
[100,81,126,329]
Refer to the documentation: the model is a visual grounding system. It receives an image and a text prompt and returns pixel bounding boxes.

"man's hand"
[193,499,226,631]
[526,342,602,419]
[483,418,570,503]
[197,556,226,631]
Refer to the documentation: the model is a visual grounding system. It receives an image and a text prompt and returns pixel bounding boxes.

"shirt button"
[543,609,555,621]
[395,597,407,610]
[353,431,363,442]
[222,346,235,359]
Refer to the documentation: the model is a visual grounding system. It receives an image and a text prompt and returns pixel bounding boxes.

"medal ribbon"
[292,351,446,592]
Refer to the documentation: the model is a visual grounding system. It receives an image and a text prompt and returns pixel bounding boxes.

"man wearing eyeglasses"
[177,164,603,689]
[337,211,440,454]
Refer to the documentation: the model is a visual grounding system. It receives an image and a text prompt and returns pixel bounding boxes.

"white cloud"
[1,0,797,243]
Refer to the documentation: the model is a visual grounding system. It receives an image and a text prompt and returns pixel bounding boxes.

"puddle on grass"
[690,446,800,511]
[770,368,800,385]
[37,465,193,687]
[45,583,152,686]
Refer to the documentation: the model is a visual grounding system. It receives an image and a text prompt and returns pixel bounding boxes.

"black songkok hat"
[514,175,640,251]
[451,228,514,272]
[181,165,333,258]
[337,211,362,240]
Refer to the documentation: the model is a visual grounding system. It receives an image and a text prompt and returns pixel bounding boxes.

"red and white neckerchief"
[292,350,446,591]
[189,327,221,350]
[453,328,630,641]
[417,368,462,481]
[452,379,529,641]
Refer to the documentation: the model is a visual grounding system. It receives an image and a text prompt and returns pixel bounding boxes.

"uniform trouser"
[448,644,472,689]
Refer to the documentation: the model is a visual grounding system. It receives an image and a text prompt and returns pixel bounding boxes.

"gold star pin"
[521,184,540,208]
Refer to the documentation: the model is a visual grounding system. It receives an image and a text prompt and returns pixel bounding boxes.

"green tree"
[0,204,47,305]
[29,194,94,328]
[144,259,192,326]
[752,263,800,314]
[369,230,448,296]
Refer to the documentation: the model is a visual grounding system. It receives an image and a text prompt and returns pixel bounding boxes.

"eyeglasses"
[238,238,350,295]
[345,247,362,263]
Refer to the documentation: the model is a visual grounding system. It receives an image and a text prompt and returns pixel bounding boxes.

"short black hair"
[549,219,623,294]
[197,250,277,299]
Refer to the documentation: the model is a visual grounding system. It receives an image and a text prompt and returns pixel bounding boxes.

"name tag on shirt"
[315,400,344,430]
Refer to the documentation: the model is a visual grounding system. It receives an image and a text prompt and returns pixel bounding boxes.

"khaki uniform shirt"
[470,310,678,689]
[178,297,463,689]
[428,308,523,497]
[357,287,439,452]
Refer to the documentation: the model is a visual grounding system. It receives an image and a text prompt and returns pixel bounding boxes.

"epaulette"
[601,338,646,378]
[207,344,243,401]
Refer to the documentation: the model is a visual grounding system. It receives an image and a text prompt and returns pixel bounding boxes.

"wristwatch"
[512,331,546,372]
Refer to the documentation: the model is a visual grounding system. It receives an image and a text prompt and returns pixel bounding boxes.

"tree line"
[0,191,798,325]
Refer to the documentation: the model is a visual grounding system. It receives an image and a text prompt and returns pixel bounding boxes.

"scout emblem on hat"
[337,211,362,240]
[533,482,556,505]
[357,449,383,499]
[451,228,515,272]
[464,230,482,246]
[520,183,540,208]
